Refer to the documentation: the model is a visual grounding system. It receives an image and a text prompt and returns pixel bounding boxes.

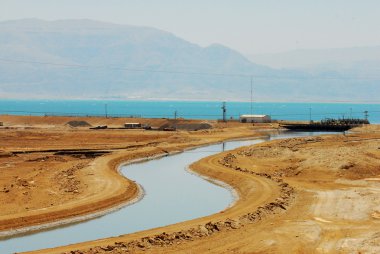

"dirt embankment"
[31,125,380,254]
[0,115,267,237]
[0,114,242,131]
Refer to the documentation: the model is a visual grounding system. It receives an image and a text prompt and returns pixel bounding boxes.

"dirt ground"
[2,115,379,254]
[24,124,380,254]
[0,115,269,236]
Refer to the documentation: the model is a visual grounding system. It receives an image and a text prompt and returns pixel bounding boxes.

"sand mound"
[177,123,212,131]
[159,123,212,131]
[66,121,92,127]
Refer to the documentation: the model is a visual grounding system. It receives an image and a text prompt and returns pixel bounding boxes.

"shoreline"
[0,151,142,239]
[185,165,240,210]
[0,183,145,240]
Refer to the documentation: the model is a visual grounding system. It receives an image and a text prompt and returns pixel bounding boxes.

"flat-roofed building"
[124,122,142,129]
[239,114,271,123]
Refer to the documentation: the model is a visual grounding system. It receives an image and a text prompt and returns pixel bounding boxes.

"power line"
[1,57,380,80]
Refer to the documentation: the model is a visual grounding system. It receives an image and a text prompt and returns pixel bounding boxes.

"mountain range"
[248,46,380,79]
[0,19,378,102]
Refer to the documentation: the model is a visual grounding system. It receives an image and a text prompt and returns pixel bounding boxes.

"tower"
[222,102,226,122]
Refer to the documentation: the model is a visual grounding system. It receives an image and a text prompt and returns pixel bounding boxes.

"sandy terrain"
[0,115,269,237]
[2,115,379,254]
[23,124,380,254]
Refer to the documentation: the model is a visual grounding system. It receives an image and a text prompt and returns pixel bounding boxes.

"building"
[239,114,271,123]
[124,122,142,129]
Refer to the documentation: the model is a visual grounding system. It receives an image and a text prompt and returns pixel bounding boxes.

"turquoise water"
[0,100,379,123]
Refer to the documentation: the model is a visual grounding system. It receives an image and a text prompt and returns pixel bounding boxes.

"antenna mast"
[222,102,226,122]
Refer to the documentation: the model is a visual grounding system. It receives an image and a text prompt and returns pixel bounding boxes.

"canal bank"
[5,132,335,253]
[29,127,380,254]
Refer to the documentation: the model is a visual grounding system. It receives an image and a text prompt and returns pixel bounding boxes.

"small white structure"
[239,114,271,123]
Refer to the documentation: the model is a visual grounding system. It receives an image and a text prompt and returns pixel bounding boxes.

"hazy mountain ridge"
[248,46,380,78]
[0,19,378,102]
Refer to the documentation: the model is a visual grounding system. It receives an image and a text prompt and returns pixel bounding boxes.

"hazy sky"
[2,0,380,54]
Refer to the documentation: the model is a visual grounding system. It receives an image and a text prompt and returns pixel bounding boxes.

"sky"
[1,0,380,54]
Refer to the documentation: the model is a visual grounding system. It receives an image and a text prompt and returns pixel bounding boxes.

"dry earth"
[2,115,379,254]
[25,125,380,254]
[0,115,270,236]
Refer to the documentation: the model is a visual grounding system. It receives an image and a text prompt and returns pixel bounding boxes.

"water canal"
[0,131,336,253]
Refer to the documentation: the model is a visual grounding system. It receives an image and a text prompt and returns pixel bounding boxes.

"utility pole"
[173,110,178,130]
[250,76,253,115]
[309,107,312,123]
[222,102,226,122]
[105,103,108,118]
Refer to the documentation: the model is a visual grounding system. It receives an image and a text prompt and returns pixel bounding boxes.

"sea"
[0,100,379,123]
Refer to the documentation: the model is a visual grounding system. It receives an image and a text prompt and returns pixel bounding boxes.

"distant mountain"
[0,19,378,102]
[248,46,380,75]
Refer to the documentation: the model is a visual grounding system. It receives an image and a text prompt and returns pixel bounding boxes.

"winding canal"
[0,131,334,253]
